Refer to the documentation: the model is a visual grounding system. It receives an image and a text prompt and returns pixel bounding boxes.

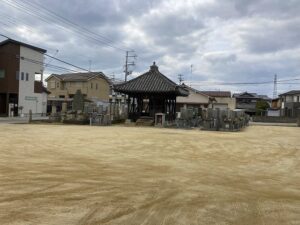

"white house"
[0,39,48,116]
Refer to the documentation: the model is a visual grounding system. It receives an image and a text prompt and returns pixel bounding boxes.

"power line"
[188,78,300,86]
[18,56,82,73]
[22,0,130,50]
[1,0,129,52]
[44,54,91,72]
[1,33,117,81]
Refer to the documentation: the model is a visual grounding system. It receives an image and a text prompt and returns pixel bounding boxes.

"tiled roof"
[114,62,188,96]
[200,91,231,98]
[233,92,271,100]
[46,72,111,83]
[279,90,300,96]
[233,92,259,98]
[0,39,46,53]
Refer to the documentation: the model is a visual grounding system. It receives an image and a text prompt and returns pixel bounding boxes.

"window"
[0,69,4,78]
[91,83,93,89]
[16,71,19,80]
[56,82,59,88]
[297,96,300,102]
[26,73,29,81]
[35,72,42,81]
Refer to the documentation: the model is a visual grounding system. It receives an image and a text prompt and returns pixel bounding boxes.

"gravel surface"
[0,124,299,225]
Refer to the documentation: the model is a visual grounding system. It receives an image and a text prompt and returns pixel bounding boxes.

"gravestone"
[61,102,67,113]
[72,90,85,111]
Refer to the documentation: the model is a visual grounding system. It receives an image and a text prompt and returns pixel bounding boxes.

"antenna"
[88,60,92,72]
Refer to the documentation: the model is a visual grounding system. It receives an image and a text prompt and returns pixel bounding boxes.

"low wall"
[252,116,297,123]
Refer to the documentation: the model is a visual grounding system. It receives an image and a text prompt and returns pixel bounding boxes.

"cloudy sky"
[1,0,300,96]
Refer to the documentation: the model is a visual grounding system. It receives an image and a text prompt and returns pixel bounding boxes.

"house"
[46,72,111,112]
[176,85,210,111]
[267,98,282,117]
[176,84,236,111]
[233,92,271,115]
[0,38,48,116]
[279,90,300,117]
[201,90,236,110]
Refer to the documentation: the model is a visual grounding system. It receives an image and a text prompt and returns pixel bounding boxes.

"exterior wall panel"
[19,46,46,115]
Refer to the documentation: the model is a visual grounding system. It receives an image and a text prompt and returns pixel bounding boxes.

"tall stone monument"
[72,90,85,111]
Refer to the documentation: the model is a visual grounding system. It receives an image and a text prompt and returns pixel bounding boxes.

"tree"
[256,100,270,116]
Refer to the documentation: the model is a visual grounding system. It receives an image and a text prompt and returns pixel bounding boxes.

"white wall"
[19,46,46,115]
[177,91,209,104]
[293,95,300,102]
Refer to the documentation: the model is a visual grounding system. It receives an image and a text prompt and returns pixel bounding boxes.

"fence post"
[29,110,32,123]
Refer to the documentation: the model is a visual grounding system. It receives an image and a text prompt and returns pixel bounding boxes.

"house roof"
[233,92,271,100]
[279,90,300,96]
[46,72,111,83]
[0,38,47,53]
[34,81,50,94]
[113,62,189,96]
[233,92,258,98]
[200,91,231,98]
[181,84,210,97]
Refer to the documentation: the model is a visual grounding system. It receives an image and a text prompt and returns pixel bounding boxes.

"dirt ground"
[0,124,299,225]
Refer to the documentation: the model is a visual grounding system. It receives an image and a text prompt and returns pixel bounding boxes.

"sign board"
[25,96,37,101]
[0,69,5,78]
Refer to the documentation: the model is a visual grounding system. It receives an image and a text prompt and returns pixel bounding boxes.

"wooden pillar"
[127,95,130,115]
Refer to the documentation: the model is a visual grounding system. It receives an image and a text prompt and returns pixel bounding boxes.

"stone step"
[135,117,154,126]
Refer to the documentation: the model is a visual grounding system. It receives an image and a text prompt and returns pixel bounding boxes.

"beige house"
[177,85,236,111]
[46,72,111,112]
[46,72,111,100]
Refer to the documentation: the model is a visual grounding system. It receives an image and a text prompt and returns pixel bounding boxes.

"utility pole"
[273,74,277,99]
[124,50,137,81]
[88,60,92,72]
[178,74,184,84]
[111,72,115,82]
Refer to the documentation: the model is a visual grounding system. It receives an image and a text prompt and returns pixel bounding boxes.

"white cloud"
[1,0,300,96]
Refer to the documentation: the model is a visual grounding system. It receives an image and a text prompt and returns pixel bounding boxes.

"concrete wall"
[19,46,46,115]
[177,91,209,104]
[215,97,236,110]
[252,116,297,123]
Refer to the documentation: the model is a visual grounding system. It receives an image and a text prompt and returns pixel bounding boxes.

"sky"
[0,0,300,96]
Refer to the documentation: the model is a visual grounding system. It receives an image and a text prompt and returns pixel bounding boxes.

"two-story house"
[0,38,48,116]
[233,92,271,115]
[279,90,300,117]
[46,72,111,112]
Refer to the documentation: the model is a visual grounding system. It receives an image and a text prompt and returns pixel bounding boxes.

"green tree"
[256,100,270,116]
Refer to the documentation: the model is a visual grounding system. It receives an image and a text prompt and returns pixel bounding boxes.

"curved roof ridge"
[113,62,188,96]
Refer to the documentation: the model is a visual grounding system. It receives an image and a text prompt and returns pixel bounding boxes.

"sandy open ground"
[0,124,299,225]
